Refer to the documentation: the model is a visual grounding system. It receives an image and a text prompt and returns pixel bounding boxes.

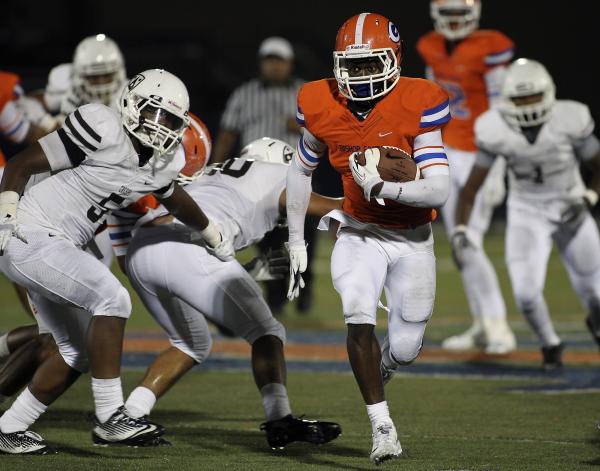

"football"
[354,146,420,182]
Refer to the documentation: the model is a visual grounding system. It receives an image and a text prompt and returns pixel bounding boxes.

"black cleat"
[0,430,57,455]
[92,406,165,447]
[541,343,564,371]
[260,414,341,449]
[586,314,600,350]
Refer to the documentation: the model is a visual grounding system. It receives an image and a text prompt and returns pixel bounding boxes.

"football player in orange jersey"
[417,0,516,354]
[286,12,451,464]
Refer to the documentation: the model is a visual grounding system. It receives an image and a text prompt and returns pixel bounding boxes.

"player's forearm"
[211,130,237,164]
[377,175,449,208]
[306,193,344,218]
[0,142,52,195]
[286,161,313,244]
[456,189,476,227]
[161,185,209,232]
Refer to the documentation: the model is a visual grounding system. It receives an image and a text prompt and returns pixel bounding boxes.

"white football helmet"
[120,69,190,155]
[430,0,481,40]
[240,137,294,165]
[499,58,556,128]
[72,34,126,105]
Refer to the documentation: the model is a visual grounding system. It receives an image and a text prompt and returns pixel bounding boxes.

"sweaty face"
[140,105,185,132]
[511,93,544,107]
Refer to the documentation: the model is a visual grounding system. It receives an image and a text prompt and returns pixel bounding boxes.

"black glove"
[243,249,290,281]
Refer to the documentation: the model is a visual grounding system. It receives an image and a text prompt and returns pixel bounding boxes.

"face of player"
[510,93,544,107]
[84,72,116,86]
[344,58,385,78]
[438,7,472,32]
[260,56,293,84]
[140,105,185,133]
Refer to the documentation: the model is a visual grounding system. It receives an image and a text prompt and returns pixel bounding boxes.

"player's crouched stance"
[286,13,450,464]
[454,59,600,371]
[0,69,234,454]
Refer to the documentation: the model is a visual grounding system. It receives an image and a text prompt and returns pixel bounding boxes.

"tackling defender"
[114,137,342,449]
[454,58,600,370]
[0,69,234,453]
[286,13,451,464]
[417,0,516,353]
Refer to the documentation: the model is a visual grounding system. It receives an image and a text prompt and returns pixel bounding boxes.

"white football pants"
[440,146,507,321]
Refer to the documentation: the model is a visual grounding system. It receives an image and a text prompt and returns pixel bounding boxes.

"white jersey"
[44,63,123,115]
[18,103,184,247]
[475,100,597,216]
[108,158,287,255]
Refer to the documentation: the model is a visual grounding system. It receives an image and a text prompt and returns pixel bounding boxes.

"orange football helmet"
[178,112,212,185]
[333,12,404,101]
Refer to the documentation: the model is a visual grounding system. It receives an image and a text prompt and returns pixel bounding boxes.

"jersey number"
[87,193,126,223]
[205,158,254,178]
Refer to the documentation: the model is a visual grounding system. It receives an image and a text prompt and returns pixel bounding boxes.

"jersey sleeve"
[483,32,514,69]
[37,103,119,171]
[413,129,449,178]
[0,75,30,144]
[474,110,503,154]
[294,85,327,173]
[562,101,595,141]
[418,84,451,134]
[44,64,71,114]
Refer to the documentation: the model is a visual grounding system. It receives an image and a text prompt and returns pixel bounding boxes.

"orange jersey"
[0,71,22,166]
[417,30,514,151]
[297,77,450,229]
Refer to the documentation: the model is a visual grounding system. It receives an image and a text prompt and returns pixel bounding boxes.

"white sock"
[0,332,10,360]
[0,387,47,433]
[260,383,292,422]
[125,386,156,419]
[92,377,124,423]
[366,401,391,432]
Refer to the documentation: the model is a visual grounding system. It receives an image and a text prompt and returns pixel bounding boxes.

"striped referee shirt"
[220,78,304,146]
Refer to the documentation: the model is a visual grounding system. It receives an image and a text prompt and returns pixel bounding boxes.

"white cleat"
[482,318,517,355]
[441,321,485,351]
[370,422,402,465]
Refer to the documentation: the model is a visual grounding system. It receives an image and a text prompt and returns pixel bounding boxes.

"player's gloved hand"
[450,224,471,270]
[201,220,235,261]
[244,249,290,281]
[285,241,307,300]
[584,189,599,210]
[349,148,383,201]
[0,191,27,256]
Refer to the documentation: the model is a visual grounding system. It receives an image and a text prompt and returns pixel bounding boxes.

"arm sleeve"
[106,211,141,257]
[378,129,450,207]
[219,87,244,132]
[287,136,319,244]
[0,83,30,144]
[295,127,326,172]
[484,65,508,108]
[37,104,113,171]
[575,134,600,161]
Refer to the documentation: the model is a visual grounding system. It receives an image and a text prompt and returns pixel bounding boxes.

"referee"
[212,37,315,316]
[211,36,303,163]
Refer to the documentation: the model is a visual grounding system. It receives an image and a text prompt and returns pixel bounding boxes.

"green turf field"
[1,222,598,470]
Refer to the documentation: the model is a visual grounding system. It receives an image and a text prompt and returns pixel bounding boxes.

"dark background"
[1,0,596,136]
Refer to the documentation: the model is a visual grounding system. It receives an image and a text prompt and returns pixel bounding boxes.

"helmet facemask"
[431,0,481,40]
[123,93,189,156]
[73,66,125,105]
[501,91,555,128]
[333,48,400,101]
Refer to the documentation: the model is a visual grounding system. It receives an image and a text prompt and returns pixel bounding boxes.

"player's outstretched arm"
[279,190,343,219]
[0,142,52,194]
[581,150,600,208]
[160,183,234,261]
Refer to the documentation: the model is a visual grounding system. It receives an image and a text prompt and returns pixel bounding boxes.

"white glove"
[201,220,235,261]
[349,148,383,201]
[285,241,308,300]
[0,191,27,256]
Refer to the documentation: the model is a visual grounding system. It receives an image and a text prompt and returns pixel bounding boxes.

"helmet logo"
[283,147,294,163]
[388,22,400,43]
[128,74,145,91]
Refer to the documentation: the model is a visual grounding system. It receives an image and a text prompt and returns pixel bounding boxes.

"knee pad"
[244,317,286,345]
[171,335,213,364]
[514,291,542,313]
[388,335,422,365]
[92,286,132,319]
[55,338,89,373]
